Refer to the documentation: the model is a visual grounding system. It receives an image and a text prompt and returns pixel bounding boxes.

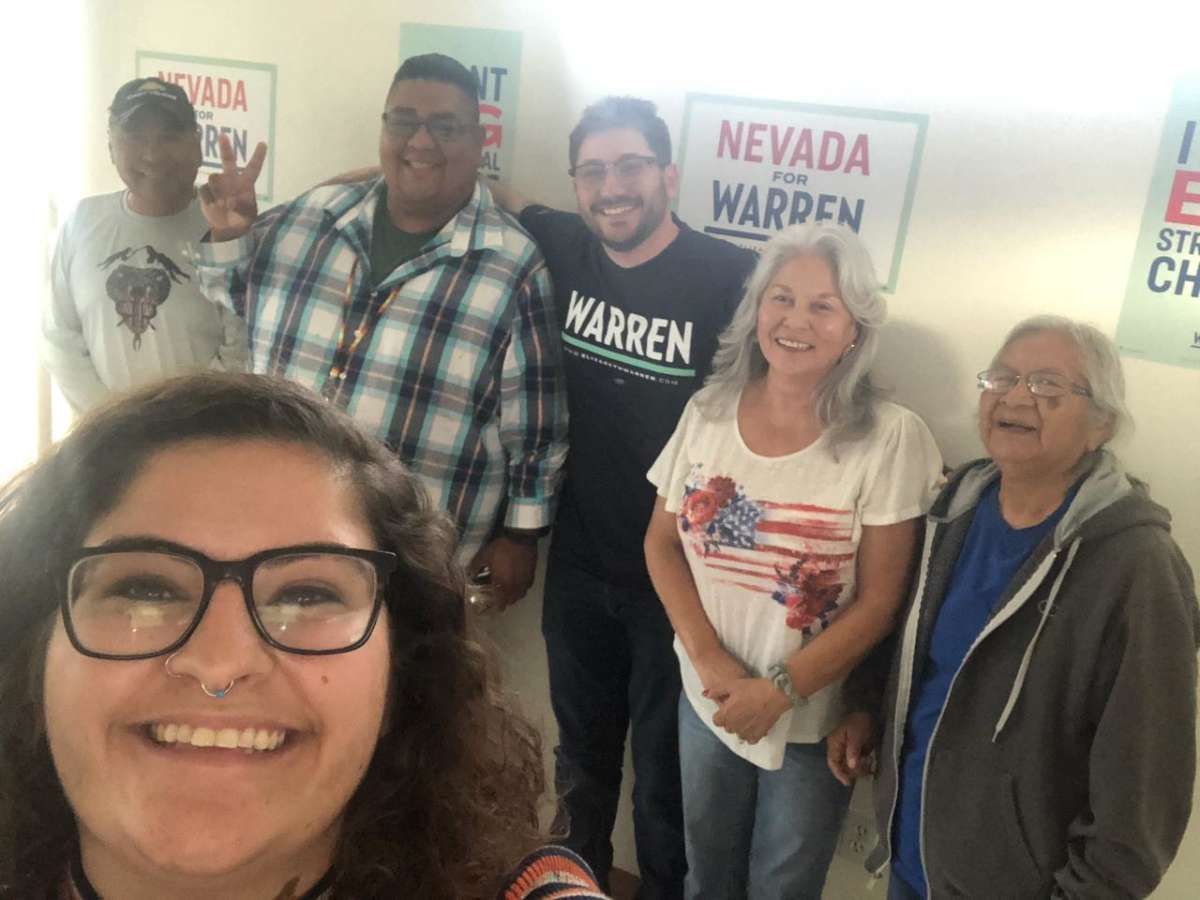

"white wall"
[3,0,87,478]
[79,2,1200,896]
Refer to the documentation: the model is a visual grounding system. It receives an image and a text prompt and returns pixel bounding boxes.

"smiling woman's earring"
[837,341,857,364]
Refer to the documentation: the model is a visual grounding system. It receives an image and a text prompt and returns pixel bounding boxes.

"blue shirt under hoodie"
[891,478,1077,896]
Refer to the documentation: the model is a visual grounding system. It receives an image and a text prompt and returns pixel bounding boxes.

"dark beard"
[589,201,667,254]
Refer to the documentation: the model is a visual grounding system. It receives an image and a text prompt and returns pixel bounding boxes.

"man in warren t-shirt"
[492,97,755,899]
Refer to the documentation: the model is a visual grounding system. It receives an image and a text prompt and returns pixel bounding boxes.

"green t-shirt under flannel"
[369,200,439,287]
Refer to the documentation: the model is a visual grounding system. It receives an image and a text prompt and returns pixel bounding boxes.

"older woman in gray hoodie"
[829,315,1199,899]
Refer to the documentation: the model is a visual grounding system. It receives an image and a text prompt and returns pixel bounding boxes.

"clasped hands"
[696,648,791,745]
[698,647,879,786]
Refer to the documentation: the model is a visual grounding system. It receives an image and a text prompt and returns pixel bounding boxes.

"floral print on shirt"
[677,465,855,635]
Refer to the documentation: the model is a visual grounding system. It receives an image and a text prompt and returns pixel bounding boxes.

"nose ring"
[200,680,236,699]
[164,651,237,700]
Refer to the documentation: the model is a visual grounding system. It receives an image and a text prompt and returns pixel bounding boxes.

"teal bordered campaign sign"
[676,94,927,291]
[1116,76,1200,369]
[398,24,523,182]
[136,51,277,203]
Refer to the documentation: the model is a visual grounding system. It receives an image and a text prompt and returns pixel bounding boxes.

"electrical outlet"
[837,810,876,863]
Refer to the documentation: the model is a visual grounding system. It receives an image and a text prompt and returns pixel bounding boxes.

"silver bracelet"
[767,662,806,707]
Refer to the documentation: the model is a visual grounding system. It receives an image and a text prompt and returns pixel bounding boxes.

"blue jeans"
[679,694,851,900]
[542,555,685,900]
[887,873,924,900]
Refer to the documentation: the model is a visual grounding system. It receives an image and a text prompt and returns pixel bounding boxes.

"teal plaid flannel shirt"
[194,179,567,560]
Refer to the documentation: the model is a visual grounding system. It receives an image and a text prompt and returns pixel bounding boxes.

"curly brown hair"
[0,373,545,898]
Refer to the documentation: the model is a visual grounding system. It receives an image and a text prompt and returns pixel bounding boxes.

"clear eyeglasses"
[62,541,398,660]
[568,154,660,188]
[976,369,1093,399]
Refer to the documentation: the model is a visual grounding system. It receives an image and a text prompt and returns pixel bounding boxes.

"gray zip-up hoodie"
[866,450,1199,898]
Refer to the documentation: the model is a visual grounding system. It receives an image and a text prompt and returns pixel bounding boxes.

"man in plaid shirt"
[194,54,567,606]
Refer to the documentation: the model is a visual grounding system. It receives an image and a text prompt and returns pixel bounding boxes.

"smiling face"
[379,78,483,226]
[108,107,202,217]
[42,439,390,891]
[979,330,1110,481]
[755,253,858,383]
[573,127,676,253]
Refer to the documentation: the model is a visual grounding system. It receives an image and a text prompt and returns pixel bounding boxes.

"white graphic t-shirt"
[648,392,943,769]
[43,191,248,413]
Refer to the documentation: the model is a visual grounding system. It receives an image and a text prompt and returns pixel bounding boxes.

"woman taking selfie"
[0,374,605,900]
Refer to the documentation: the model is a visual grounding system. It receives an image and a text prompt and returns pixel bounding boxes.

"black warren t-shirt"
[520,206,756,588]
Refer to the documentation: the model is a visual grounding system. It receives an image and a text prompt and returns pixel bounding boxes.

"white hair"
[995,315,1133,444]
[697,223,885,447]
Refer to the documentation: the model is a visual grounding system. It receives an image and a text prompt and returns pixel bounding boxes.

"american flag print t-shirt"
[677,470,856,637]
[648,392,943,769]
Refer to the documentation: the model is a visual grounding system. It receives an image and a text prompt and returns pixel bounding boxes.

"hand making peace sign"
[199,134,268,241]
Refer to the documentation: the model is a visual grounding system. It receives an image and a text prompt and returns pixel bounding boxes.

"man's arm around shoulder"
[486,178,535,218]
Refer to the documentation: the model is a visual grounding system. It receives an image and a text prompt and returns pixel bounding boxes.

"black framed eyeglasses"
[61,540,398,660]
[381,111,473,143]
[568,154,660,187]
[976,369,1093,399]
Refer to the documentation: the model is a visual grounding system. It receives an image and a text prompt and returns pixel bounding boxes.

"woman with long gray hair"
[645,223,943,898]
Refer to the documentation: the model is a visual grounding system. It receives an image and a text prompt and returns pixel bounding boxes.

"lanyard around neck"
[323,258,403,397]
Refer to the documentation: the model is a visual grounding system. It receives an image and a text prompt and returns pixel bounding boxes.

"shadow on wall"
[872,318,979,467]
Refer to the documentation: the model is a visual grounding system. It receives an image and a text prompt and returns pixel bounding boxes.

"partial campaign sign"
[398,24,522,182]
[1116,77,1200,369]
[136,51,277,202]
[676,94,927,290]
